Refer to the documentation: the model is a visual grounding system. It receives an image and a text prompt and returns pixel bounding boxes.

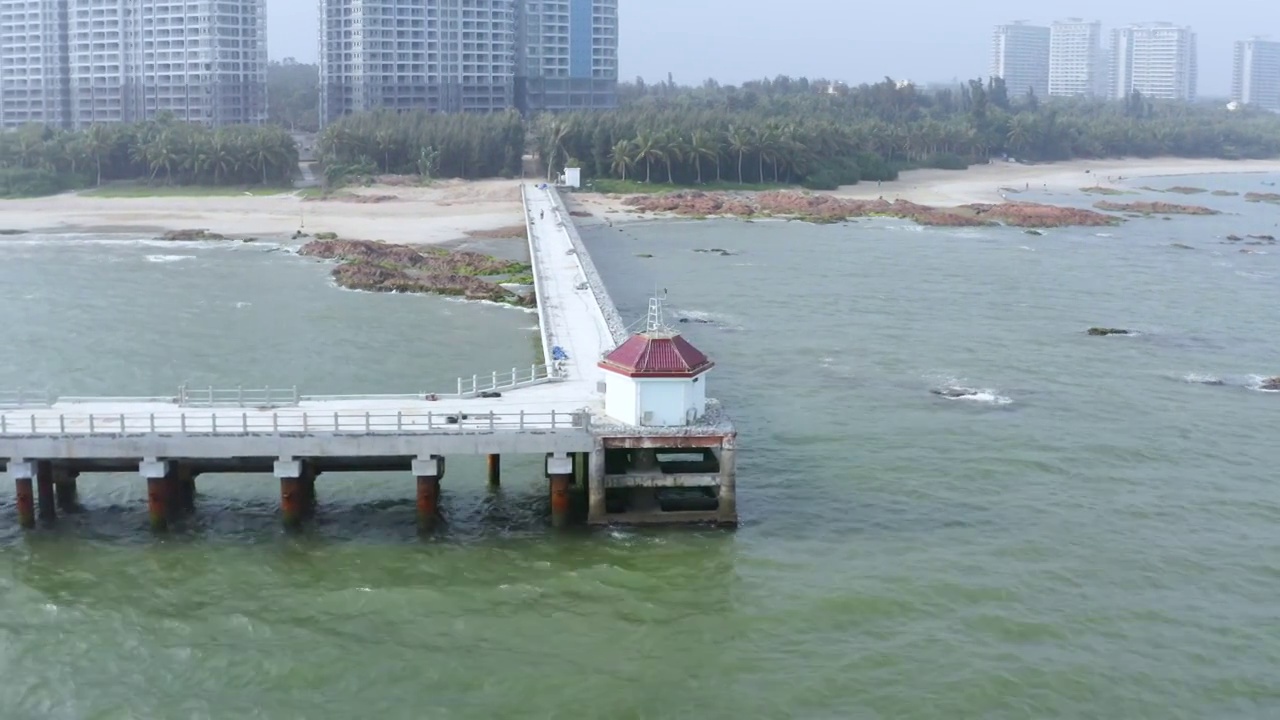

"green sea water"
[2,173,1279,719]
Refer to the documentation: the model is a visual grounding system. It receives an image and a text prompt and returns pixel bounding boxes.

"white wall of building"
[1110,24,1197,101]
[1049,20,1104,97]
[604,372,709,427]
[1233,39,1280,111]
[991,23,1050,99]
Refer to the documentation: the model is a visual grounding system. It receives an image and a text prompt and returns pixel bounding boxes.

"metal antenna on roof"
[646,285,669,333]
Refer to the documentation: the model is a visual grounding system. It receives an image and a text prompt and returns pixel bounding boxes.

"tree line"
[316,110,525,182]
[0,116,299,197]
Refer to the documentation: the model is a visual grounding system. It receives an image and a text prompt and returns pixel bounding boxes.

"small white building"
[598,329,714,427]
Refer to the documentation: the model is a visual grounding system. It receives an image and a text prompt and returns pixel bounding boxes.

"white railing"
[0,409,591,437]
[455,363,560,397]
[522,183,557,367]
[0,389,51,408]
[178,385,300,408]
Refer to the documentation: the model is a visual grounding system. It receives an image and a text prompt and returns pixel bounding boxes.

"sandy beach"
[0,179,526,244]
[568,157,1280,222]
[2,158,1278,239]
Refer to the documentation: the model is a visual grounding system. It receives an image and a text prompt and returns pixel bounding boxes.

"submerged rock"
[931,387,981,399]
[1024,229,1044,236]
[1261,377,1280,391]
[1094,201,1220,216]
[160,228,226,241]
[1170,243,1195,250]
[1087,327,1133,336]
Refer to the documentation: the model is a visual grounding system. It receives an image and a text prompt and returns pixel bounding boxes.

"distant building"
[1049,19,1104,97]
[0,0,267,130]
[319,0,619,125]
[991,22,1051,99]
[516,0,618,112]
[1232,38,1280,111]
[1110,23,1198,101]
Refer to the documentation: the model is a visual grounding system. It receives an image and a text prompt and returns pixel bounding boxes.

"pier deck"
[1,183,737,530]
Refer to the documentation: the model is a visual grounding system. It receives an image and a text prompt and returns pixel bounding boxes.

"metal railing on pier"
[178,386,300,408]
[0,408,589,437]
[456,363,560,397]
[0,389,51,409]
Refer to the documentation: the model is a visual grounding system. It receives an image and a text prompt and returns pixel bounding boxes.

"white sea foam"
[1247,375,1279,393]
[1095,233,1116,238]
[145,254,195,263]
[235,301,252,309]
[1182,372,1224,386]
[941,388,1014,405]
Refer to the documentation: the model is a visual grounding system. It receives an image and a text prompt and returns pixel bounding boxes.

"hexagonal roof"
[598,332,714,378]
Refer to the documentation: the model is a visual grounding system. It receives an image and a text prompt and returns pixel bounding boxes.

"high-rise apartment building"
[1232,38,1280,111]
[319,0,516,121]
[516,0,618,111]
[319,0,619,125]
[1109,23,1197,101]
[0,0,267,130]
[1049,18,1103,97]
[0,0,72,128]
[991,22,1050,99]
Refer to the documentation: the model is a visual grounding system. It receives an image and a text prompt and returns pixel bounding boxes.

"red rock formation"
[1093,201,1220,215]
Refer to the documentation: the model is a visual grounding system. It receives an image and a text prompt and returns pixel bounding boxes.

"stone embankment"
[299,238,534,306]
[620,190,1119,227]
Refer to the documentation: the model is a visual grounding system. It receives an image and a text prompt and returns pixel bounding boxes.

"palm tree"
[632,132,664,184]
[662,134,684,183]
[726,125,751,184]
[609,139,634,180]
[688,130,720,184]
[84,124,115,186]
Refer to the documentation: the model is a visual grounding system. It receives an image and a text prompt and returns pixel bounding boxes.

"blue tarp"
[552,346,569,361]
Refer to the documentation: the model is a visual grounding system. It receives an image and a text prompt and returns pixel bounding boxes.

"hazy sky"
[267,1,1279,96]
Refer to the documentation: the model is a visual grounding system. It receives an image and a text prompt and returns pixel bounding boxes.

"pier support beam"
[54,467,79,513]
[175,464,196,516]
[10,460,35,529]
[36,461,55,522]
[587,445,607,526]
[300,464,318,519]
[413,456,443,530]
[274,459,305,530]
[718,436,738,527]
[140,459,171,532]
[547,453,573,528]
[486,454,501,489]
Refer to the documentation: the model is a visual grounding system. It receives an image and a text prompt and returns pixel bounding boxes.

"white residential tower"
[1232,38,1280,111]
[1110,23,1198,101]
[992,22,1051,99]
[1049,19,1104,97]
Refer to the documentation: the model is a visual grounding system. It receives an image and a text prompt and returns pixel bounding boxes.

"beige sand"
[4,159,1278,238]
[0,178,525,244]
[566,157,1280,222]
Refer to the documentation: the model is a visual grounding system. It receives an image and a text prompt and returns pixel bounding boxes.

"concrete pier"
[36,460,55,521]
[0,183,738,533]
[414,456,443,529]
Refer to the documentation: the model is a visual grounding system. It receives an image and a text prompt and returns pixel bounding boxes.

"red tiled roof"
[599,333,714,378]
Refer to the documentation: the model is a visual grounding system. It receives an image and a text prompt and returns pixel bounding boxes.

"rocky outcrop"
[1088,327,1133,336]
[1245,192,1280,204]
[159,229,227,241]
[1094,201,1220,215]
[1261,376,1280,391]
[300,238,533,306]
[621,190,1120,227]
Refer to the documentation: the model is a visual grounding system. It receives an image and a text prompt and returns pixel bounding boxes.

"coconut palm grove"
[3,73,1280,197]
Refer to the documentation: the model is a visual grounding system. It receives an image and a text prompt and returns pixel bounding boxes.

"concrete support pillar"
[10,460,35,530]
[413,456,443,530]
[486,454,501,489]
[140,459,171,532]
[717,435,738,527]
[54,467,78,513]
[175,464,196,515]
[300,463,318,519]
[546,453,573,528]
[36,460,55,522]
[587,444,607,526]
[274,458,305,530]
[632,448,659,472]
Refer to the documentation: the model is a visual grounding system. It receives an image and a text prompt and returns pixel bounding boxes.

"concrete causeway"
[0,182,738,530]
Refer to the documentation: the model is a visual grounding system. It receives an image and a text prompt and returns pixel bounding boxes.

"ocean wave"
[145,254,196,263]
[671,309,742,330]
[928,375,1014,406]
[1247,375,1279,393]
[1181,373,1225,386]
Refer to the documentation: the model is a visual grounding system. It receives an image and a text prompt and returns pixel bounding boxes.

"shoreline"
[0,158,1277,239]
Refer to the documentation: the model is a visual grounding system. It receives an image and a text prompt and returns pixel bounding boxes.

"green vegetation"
[318,110,523,182]
[1080,186,1132,195]
[587,178,791,194]
[0,114,298,198]
[267,60,320,132]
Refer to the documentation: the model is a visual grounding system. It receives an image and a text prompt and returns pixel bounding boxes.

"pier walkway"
[1,182,737,531]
